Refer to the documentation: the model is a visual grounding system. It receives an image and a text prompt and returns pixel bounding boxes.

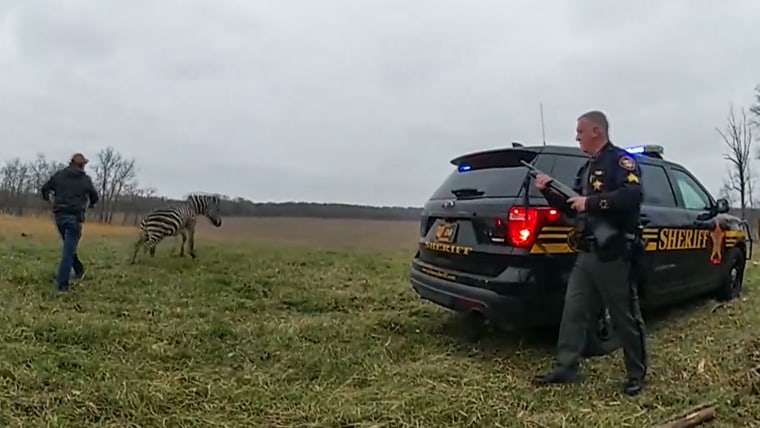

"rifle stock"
[520,160,618,249]
[520,160,579,199]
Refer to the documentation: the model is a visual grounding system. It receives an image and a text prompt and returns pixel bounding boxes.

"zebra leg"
[146,237,161,258]
[188,226,197,259]
[130,235,144,264]
[179,230,187,257]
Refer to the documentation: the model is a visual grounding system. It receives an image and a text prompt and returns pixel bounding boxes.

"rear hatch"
[416,147,588,277]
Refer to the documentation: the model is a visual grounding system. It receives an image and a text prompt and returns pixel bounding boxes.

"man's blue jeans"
[55,214,83,291]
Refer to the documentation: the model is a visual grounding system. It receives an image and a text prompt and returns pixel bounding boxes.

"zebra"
[130,194,223,263]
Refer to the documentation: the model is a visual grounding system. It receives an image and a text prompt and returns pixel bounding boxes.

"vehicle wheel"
[714,249,745,302]
[582,307,622,357]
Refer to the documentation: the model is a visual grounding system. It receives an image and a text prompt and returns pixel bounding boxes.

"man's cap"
[70,153,89,165]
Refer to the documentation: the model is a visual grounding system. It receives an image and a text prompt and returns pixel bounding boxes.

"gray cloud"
[1,0,758,206]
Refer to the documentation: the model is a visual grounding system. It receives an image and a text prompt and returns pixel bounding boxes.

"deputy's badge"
[599,199,609,210]
[619,155,636,171]
[626,172,640,184]
[591,179,603,191]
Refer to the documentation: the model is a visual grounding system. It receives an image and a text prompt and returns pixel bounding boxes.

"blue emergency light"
[624,144,665,158]
[458,163,472,172]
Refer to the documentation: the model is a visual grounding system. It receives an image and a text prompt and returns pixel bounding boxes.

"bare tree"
[92,148,117,222]
[28,153,50,192]
[750,84,760,128]
[92,147,137,223]
[27,153,55,213]
[106,157,136,223]
[718,104,754,218]
[122,183,157,225]
[0,158,31,215]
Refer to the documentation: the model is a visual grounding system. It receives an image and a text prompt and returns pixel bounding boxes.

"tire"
[582,306,622,357]
[714,249,745,302]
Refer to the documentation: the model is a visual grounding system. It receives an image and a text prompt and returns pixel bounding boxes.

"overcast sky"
[1,0,758,207]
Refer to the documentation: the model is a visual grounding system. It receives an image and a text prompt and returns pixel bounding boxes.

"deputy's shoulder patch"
[618,155,636,171]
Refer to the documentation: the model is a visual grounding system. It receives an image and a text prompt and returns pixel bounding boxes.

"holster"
[593,233,628,262]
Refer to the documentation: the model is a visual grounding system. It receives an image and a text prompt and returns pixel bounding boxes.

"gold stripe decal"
[530,225,745,255]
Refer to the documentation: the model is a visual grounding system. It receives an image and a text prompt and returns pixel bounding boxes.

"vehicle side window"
[670,169,711,210]
[639,164,676,207]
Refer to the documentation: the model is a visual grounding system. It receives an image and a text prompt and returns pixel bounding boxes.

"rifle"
[520,160,618,250]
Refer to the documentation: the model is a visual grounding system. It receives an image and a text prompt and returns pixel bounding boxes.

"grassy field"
[1,215,759,427]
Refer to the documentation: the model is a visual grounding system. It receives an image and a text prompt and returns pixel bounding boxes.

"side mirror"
[715,198,730,214]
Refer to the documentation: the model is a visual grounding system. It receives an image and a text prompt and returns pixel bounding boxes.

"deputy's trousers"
[556,251,648,380]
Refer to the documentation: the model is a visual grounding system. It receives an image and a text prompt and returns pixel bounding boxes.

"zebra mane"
[182,192,221,203]
[180,192,222,215]
[182,191,219,198]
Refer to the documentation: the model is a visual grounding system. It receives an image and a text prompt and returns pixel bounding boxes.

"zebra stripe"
[130,194,222,263]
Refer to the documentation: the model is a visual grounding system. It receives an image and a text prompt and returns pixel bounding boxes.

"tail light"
[504,206,560,248]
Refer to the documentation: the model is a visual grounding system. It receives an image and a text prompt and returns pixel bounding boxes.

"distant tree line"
[0,147,423,225]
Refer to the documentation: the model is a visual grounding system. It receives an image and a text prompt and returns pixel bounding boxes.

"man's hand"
[567,196,587,212]
[534,174,553,190]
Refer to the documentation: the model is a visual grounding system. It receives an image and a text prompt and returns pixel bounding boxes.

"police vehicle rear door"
[666,166,722,292]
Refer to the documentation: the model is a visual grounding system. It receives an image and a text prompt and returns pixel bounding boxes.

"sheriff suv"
[409,143,752,356]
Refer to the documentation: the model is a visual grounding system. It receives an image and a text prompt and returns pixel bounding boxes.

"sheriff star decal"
[709,220,725,264]
[619,155,636,171]
[626,172,640,184]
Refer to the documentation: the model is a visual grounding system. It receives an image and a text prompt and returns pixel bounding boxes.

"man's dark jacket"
[41,166,99,221]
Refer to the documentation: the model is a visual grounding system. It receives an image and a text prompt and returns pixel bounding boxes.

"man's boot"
[532,366,580,385]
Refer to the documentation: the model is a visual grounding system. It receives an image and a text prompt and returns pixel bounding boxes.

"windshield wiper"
[451,188,485,198]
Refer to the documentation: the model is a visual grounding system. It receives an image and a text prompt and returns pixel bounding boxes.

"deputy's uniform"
[535,141,648,395]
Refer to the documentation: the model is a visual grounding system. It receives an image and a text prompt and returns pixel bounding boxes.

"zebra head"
[187,194,223,227]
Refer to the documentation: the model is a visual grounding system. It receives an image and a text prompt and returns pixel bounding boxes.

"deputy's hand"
[534,174,553,190]
[567,196,587,212]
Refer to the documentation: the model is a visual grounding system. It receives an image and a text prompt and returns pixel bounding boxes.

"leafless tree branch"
[750,84,760,128]
[718,104,755,217]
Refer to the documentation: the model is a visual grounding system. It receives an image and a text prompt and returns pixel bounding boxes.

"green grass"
[1,235,760,427]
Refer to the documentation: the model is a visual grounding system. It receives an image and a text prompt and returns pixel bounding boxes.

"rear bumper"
[409,263,565,328]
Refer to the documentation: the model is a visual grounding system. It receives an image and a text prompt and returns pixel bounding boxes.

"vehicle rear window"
[428,151,587,200]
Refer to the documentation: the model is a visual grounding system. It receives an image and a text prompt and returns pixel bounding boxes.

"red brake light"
[505,206,560,248]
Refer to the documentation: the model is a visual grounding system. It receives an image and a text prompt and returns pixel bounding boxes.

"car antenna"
[540,102,547,146]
